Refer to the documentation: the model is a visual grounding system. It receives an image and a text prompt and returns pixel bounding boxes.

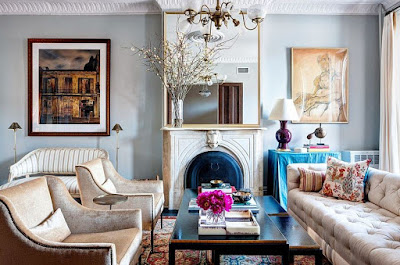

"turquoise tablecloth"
[267,150,341,210]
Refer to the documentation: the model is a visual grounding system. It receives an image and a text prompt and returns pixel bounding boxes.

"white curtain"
[380,12,400,173]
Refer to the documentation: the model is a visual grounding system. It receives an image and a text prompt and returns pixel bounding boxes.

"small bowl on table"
[210,179,224,188]
[232,190,253,204]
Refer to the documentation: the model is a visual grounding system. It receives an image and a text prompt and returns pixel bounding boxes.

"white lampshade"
[200,24,210,35]
[178,19,191,33]
[269,98,299,121]
[183,0,202,12]
[247,4,267,20]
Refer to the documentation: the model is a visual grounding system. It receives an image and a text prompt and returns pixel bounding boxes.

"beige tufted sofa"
[287,163,400,265]
[2,148,108,198]
[0,176,142,265]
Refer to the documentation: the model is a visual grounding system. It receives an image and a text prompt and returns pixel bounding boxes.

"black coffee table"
[255,196,323,264]
[169,189,290,265]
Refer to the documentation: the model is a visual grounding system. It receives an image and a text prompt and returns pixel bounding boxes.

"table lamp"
[269,99,299,151]
[112,123,123,171]
[8,122,22,163]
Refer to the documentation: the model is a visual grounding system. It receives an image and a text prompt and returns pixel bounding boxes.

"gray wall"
[0,14,380,187]
[0,15,163,184]
[261,15,380,185]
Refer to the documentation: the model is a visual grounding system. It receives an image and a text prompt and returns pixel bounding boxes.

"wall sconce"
[8,122,22,163]
[112,123,123,171]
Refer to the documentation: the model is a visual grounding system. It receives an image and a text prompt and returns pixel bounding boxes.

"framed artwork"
[28,39,110,136]
[291,48,349,123]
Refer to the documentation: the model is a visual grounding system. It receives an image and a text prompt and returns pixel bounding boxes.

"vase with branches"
[132,30,229,127]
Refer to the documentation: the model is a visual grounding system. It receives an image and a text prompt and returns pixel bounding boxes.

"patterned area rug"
[141,217,332,265]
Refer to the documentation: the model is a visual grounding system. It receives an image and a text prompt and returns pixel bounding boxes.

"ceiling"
[0,0,397,15]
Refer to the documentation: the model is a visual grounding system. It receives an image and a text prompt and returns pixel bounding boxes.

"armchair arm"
[113,193,155,230]
[0,198,117,265]
[46,176,142,233]
[113,178,164,194]
[102,158,163,193]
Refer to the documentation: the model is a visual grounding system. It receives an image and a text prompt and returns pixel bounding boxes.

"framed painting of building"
[291,48,349,123]
[28,38,110,136]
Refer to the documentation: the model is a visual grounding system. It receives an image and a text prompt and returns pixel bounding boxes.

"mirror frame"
[162,11,261,128]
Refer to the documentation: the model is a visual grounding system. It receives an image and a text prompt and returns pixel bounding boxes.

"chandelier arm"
[240,11,258,30]
[200,4,211,14]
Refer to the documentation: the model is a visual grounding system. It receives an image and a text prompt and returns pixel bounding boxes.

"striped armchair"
[2,148,108,198]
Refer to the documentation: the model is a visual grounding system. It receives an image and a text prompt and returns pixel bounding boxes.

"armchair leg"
[151,227,154,253]
[160,213,163,229]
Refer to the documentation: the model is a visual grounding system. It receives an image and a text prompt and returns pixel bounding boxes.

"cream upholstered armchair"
[0,176,142,265]
[76,158,164,251]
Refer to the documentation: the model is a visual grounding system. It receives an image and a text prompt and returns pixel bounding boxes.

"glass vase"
[171,99,184,128]
[204,209,225,225]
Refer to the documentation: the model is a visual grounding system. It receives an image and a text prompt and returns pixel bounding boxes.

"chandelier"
[199,73,227,97]
[179,0,267,41]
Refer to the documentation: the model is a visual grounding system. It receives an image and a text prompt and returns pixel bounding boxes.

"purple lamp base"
[275,120,292,151]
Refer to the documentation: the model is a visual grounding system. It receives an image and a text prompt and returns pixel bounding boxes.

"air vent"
[341,150,379,169]
[237,67,249,74]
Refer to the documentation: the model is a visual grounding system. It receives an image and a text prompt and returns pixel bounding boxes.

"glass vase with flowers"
[196,190,233,225]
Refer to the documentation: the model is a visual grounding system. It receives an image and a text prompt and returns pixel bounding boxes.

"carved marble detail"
[207,130,221,149]
[163,129,263,209]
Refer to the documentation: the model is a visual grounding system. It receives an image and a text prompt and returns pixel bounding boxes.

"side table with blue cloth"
[267,150,341,210]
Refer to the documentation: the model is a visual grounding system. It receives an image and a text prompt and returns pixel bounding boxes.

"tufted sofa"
[2,148,108,198]
[287,163,400,265]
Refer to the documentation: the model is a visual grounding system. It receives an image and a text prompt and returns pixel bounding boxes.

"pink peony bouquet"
[196,190,233,214]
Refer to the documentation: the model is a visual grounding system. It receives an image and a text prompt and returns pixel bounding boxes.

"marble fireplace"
[162,128,264,210]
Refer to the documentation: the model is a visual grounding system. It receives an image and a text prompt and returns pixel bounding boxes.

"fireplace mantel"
[161,125,267,131]
[162,128,264,209]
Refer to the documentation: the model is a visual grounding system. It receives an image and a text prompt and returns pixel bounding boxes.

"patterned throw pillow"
[321,156,371,202]
[299,168,326,192]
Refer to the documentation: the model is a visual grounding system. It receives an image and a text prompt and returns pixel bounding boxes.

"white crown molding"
[264,2,380,15]
[216,57,258,64]
[0,0,383,15]
[0,1,160,15]
[157,0,381,15]
[382,0,399,9]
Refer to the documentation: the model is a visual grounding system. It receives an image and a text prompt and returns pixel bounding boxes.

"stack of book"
[188,197,260,213]
[198,210,260,236]
[198,183,236,194]
[304,144,330,152]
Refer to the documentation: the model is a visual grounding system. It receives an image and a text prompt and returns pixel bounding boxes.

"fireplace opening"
[185,151,243,190]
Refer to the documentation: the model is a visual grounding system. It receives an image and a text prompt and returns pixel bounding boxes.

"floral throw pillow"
[321,156,371,202]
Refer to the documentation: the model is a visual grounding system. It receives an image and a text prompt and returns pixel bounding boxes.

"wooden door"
[218,83,243,124]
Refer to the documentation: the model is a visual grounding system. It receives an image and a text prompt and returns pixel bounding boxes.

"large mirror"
[163,12,260,127]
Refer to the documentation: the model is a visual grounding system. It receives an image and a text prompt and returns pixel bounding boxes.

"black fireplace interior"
[185,151,243,189]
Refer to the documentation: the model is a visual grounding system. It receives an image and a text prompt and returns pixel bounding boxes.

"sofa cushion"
[321,157,371,202]
[0,177,53,229]
[63,227,141,265]
[30,208,71,242]
[299,167,326,191]
[289,188,400,265]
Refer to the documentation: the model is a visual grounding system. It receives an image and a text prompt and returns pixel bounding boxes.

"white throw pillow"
[102,178,117,193]
[30,208,71,242]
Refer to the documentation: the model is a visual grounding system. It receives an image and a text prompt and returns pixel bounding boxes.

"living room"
[0,0,397,264]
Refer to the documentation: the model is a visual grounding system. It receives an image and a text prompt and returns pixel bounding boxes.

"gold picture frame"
[162,12,261,128]
[291,47,349,123]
